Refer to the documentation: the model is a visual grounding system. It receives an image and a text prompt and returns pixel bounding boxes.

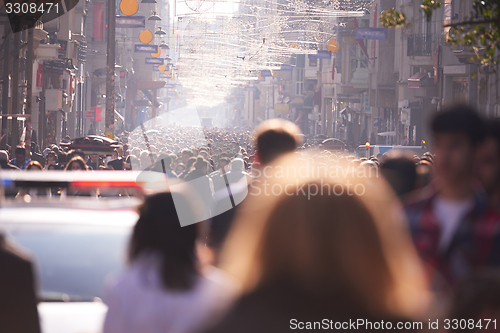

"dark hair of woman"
[194,156,208,171]
[64,156,88,171]
[129,192,199,290]
[185,156,197,171]
[58,151,68,165]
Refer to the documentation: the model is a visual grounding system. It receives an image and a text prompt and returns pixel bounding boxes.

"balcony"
[407,34,432,56]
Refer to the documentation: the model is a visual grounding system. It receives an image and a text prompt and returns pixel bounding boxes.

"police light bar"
[0,171,165,190]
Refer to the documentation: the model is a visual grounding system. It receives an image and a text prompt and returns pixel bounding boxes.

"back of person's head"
[380,157,417,197]
[26,161,43,170]
[15,146,26,157]
[128,155,140,170]
[186,156,197,170]
[218,157,230,168]
[64,156,88,171]
[220,154,428,319]
[68,149,85,161]
[0,150,8,163]
[129,192,198,290]
[57,152,68,165]
[230,158,244,172]
[181,148,194,157]
[449,270,500,324]
[431,104,486,146]
[194,156,208,171]
[254,119,302,165]
[47,151,58,162]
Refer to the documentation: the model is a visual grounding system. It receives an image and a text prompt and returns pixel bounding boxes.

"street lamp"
[155,27,166,36]
[159,41,169,49]
[148,11,161,20]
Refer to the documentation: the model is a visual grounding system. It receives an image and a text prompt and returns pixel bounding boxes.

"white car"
[0,172,145,333]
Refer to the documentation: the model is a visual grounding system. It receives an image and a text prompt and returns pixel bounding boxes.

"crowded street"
[2,0,500,332]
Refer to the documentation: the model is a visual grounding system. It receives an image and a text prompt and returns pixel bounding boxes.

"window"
[309,58,317,67]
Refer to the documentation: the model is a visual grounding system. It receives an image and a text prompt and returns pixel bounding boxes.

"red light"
[72,181,140,188]
[120,71,125,77]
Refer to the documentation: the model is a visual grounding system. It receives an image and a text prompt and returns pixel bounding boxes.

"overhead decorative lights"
[155,27,166,36]
[139,30,153,44]
[119,0,139,16]
[148,11,161,20]
[159,41,169,49]
[150,47,161,58]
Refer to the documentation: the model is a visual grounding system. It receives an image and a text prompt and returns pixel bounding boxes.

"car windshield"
[3,224,130,302]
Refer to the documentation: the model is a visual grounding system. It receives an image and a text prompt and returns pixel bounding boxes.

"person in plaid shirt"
[404,105,500,293]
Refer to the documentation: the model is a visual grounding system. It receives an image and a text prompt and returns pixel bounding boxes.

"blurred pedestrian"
[184,157,215,217]
[404,104,500,291]
[447,270,500,332]
[475,119,500,206]
[207,154,429,333]
[0,150,20,170]
[252,119,303,167]
[87,154,100,170]
[26,161,43,171]
[103,192,234,333]
[209,119,302,257]
[65,157,89,171]
[9,146,31,170]
[380,157,417,198]
[45,151,58,169]
[0,233,41,333]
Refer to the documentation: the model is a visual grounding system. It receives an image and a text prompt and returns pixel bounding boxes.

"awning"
[377,131,396,137]
[408,72,427,88]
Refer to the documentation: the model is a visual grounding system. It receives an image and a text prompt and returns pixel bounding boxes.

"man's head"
[0,150,8,163]
[68,149,85,161]
[15,146,26,162]
[254,119,302,165]
[431,104,485,184]
[231,158,244,172]
[217,157,230,171]
[47,151,58,165]
[140,150,151,168]
[181,149,193,164]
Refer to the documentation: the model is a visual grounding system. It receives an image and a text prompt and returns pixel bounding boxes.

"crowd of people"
[1,103,500,333]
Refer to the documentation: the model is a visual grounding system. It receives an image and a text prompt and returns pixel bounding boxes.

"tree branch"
[444,18,500,28]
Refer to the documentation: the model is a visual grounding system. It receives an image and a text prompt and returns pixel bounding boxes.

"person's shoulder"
[0,236,33,268]
[479,201,500,225]
[5,163,20,170]
[403,185,436,210]
[199,267,237,300]
[166,170,178,178]
[209,170,220,178]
